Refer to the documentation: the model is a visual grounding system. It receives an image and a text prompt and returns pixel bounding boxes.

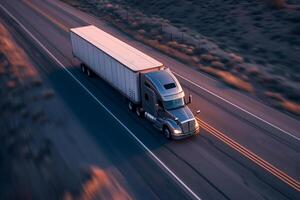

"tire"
[163,126,172,140]
[87,68,92,77]
[81,64,86,73]
[128,101,134,111]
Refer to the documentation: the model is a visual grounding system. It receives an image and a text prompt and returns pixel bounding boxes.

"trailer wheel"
[87,68,92,77]
[163,126,172,140]
[81,64,86,73]
[128,101,135,111]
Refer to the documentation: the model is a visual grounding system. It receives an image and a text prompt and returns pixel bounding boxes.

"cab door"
[142,82,158,117]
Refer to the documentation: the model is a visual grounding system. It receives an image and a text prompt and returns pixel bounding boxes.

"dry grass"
[281,100,300,116]
[64,166,132,200]
[265,91,300,116]
[134,34,197,66]
[0,23,36,79]
[200,54,215,62]
[201,67,253,92]
[211,61,225,69]
[0,25,26,67]
[246,66,260,77]
[228,53,244,63]
[269,0,286,9]
[265,91,284,101]
[266,0,300,9]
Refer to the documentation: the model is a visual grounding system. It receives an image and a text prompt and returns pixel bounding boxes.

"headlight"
[195,120,199,128]
[173,129,182,135]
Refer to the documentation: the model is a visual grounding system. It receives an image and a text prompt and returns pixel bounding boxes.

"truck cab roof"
[145,68,184,101]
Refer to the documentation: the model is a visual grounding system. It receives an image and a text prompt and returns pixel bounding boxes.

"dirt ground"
[0,20,130,200]
[61,0,300,117]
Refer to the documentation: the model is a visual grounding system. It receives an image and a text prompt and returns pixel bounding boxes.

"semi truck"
[70,25,200,139]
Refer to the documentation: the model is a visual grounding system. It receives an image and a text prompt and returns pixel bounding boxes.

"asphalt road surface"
[0,0,299,199]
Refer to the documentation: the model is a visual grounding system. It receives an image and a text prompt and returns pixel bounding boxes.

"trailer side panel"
[71,32,140,103]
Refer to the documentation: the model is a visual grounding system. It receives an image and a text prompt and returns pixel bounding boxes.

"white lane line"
[0,5,201,200]
[53,0,299,142]
[174,72,299,141]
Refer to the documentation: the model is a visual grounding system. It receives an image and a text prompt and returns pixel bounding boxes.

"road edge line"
[0,4,201,200]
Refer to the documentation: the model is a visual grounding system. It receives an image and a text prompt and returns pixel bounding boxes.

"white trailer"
[70,25,163,104]
[70,25,200,139]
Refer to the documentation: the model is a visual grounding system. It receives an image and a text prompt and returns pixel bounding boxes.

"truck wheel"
[163,127,172,140]
[128,101,134,111]
[136,107,144,118]
[81,64,86,73]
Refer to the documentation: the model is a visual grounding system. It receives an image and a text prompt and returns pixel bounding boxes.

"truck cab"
[141,68,200,139]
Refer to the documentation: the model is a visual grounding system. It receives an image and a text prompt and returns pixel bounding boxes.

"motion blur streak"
[24,0,299,143]
[22,0,68,32]
[196,117,300,192]
[0,4,201,200]
[5,0,299,193]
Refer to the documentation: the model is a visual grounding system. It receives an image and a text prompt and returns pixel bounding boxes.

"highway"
[0,0,299,199]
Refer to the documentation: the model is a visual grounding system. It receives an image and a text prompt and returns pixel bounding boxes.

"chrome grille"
[181,119,196,134]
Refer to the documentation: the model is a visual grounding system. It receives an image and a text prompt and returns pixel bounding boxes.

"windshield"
[164,98,185,110]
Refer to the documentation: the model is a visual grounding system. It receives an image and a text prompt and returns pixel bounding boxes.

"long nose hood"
[167,106,194,123]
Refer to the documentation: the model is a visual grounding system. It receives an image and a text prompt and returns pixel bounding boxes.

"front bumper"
[172,126,200,140]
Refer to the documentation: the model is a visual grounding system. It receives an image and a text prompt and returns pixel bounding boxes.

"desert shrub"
[281,100,300,115]
[200,54,214,62]
[269,0,286,9]
[201,67,253,92]
[265,91,284,101]
[211,61,225,69]
[193,46,208,55]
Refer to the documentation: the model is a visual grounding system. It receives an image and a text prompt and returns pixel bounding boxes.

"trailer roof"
[70,25,163,72]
